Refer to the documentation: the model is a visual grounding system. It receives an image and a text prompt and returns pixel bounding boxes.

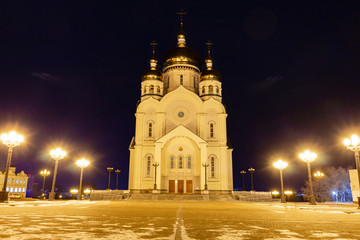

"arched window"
[170,156,175,169]
[16,178,19,183]
[148,122,153,137]
[202,86,205,94]
[178,156,183,169]
[146,156,151,177]
[180,75,183,85]
[216,87,219,94]
[150,85,154,93]
[187,156,191,169]
[211,157,215,178]
[193,77,196,87]
[157,87,160,94]
[210,123,214,138]
[209,85,213,94]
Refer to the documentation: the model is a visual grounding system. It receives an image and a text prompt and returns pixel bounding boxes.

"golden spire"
[176,10,187,47]
[205,41,213,69]
[149,41,158,70]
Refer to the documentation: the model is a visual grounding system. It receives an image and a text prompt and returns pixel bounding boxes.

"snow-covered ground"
[0,200,360,239]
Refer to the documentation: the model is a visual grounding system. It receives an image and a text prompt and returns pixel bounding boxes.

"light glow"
[299,150,317,163]
[50,148,66,160]
[284,190,293,195]
[351,134,359,146]
[1,131,24,147]
[271,190,279,195]
[40,169,50,176]
[70,189,78,194]
[273,160,288,170]
[76,158,90,168]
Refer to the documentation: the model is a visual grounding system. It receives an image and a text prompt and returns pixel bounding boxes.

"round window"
[178,111,184,118]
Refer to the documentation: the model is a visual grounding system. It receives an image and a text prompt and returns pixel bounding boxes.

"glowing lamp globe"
[76,158,90,168]
[299,150,317,163]
[273,160,288,170]
[50,148,66,160]
[1,131,24,147]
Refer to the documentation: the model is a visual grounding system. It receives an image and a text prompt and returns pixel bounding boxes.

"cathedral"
[128,16,233,194]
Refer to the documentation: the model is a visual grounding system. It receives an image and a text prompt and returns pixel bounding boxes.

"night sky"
[1,1,360,193]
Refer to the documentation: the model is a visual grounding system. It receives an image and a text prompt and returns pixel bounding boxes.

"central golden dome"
[163,46,201,69]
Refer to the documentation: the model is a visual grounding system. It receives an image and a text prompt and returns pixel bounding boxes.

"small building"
[0,165,29,199]
[349,169,359,203]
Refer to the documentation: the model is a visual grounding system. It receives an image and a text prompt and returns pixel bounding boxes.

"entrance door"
[169,180,175,193]
[178,180,184,193]
[186,180,193,194]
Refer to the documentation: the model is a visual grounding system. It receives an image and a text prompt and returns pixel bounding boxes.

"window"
[216,87,219,94]
[157,87,160,94]
[210,123,214,138]
[16,178,19,183]
[23,180,26,184]
[20,179,22,183]
[209,85,213,94]
[170,156,174,169]
[22,188,25,192]
[6,187,9,192]
[10,187,13,192]
[150,85,154,94]
[179,156,183,169]
[146,156,151,177]
[211,157,215,178]
[187,156,191,169]
[202,86,205,94]
[14,188,17,192]
[148,122,153,137]
[193,77,195,87]
[180,75,183,85]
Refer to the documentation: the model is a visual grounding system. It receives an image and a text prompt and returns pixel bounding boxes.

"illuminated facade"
[0,166,28,198]
[128,18,233,194]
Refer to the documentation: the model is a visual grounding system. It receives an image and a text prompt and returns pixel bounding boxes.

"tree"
[301,166,352,202]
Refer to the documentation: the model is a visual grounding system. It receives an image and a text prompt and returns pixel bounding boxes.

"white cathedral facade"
[128,21,233,194]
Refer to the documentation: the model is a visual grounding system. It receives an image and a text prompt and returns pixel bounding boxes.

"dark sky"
[1,1,360,193]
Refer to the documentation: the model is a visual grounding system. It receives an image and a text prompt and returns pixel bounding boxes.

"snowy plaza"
[1,200,360,240]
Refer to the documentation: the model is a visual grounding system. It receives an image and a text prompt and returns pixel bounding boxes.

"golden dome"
[199,56,221,81]
[142,58,163,81]
[163,46,201,69]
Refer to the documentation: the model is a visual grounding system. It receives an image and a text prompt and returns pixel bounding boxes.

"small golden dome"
[163,46,201,69]
[142,58,163,81]
[200,42,221,81]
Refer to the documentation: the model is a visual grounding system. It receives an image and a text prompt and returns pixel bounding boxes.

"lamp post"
[0,131,24,203]
[344,134,360,208]
[152,163,159,190]
[107,167,113,190]
[314,171,325,203]
[271,190,279,198]
[115,169,121,190]
[202,163,209,190]
[285,190,293,201]
[70,189,78,200]
[49,148,66,201]
[76,158,89,200]
[299,150,317,205]
[240,170,246,191]
[248,167,255,191]
[273,160,288,203]
[40,169,50,199]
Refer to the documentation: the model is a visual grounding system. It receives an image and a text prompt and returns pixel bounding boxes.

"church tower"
[128,13,233,194]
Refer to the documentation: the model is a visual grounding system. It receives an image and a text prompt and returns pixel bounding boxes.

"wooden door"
[178,180,184,193]
[169,180,175,193]
[186,180,193,194]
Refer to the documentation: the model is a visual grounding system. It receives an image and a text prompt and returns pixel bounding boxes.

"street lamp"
[299,150,317,205]
[273,160,288,203]
[49,147,66,201]
[107,167,113,190]
[248,167,255,191]
[115,169,121,190]
[314,171,325,202]
[152,163,159,190]
[0,131,24,203]
[271,190,279,197]
[70,189,78,200]
[202,163,209,190]
[344,134,360,208]
[240,170,246,191]
[285,190,293,201]
[40,169,50,199]
[76,158,89,200]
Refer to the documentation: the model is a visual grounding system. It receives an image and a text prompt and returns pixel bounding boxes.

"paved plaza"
[0,200,360,239]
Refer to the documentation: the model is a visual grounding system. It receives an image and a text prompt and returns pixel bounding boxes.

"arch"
[178,155,184,169]
[187,155,192,169]
[144,154,153,177]
[209,155,217,178]
[150,85,154,94]
[157,86,161,94]
[209,85,213,94]
[170,155,175,169]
